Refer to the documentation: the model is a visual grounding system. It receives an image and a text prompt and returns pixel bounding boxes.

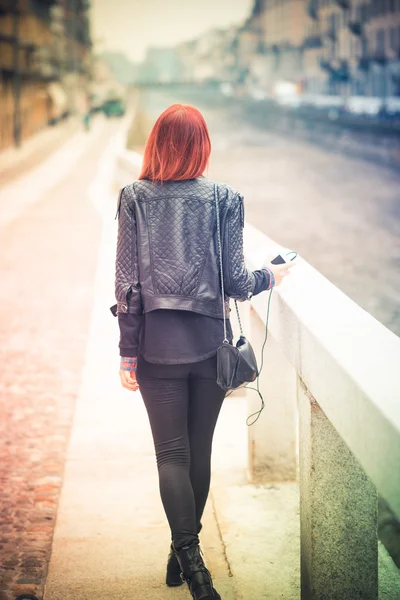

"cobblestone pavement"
[141,87,400,337]
[0,118,121,599]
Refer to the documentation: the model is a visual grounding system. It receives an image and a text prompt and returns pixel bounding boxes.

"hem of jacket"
[141,296,231,319]
[139,348,221,366]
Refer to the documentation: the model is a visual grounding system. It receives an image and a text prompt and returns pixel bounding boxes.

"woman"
[114,104,293,600]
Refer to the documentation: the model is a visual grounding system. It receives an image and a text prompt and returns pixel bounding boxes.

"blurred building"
[234,6,266,91]
[312,0,400,99]
[175,38,200,83]
[173,0,400,105]
[90,55,125,109]
[250,0,400,102]
[135,28,238,86]
[179,28,239,84]
[358,1,400,98]
[100,51,138,86]
[103,0,400,107]
[0,0,91,151]
[137,47,184,84]
[256,0,307,94]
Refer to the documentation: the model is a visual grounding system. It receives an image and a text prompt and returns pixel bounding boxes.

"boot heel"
[166,543,184,587]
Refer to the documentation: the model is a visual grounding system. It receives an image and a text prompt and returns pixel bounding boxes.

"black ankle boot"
[166,522,203,587]
[173,542,221,600]
[166,543,184,587]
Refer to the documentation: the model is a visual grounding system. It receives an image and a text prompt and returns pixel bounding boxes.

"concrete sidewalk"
[0,117,81,185]
[0,115,109,232]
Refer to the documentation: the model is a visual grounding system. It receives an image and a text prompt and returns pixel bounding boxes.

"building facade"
[260,0,307,94]
[134,0,400,105]
[363,0,400,98]
[0,0,91,151]
[174,28,238,85]
[257,0,400,101]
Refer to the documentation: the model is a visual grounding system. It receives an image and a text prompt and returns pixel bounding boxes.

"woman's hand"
[119,357,139,392]
[264,259,296,287]
[119,369,139,392]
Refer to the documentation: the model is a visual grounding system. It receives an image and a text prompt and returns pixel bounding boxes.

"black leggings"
[136,353,226,550]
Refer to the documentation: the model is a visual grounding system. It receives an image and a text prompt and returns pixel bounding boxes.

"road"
[138,86,400,337]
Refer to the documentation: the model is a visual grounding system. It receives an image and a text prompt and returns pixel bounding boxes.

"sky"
[91,0,253,62]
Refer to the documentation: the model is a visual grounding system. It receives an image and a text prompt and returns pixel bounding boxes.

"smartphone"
[270,252,297,265]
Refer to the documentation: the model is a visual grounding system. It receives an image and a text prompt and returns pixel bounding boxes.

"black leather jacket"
[113,176,257,319]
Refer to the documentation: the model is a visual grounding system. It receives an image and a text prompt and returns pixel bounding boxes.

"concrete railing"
[243,223,400,599]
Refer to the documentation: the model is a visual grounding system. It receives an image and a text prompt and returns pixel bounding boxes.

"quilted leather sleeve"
[115,185,143,315]
[223,192,255,301]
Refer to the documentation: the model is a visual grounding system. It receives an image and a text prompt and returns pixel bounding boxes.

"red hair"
[138,104,211,182]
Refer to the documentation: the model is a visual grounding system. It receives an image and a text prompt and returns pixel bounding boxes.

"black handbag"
[214,184,259,392]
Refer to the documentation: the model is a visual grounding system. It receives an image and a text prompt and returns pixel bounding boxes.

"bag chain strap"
[235,300,244,337]
[214,184,244,343]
